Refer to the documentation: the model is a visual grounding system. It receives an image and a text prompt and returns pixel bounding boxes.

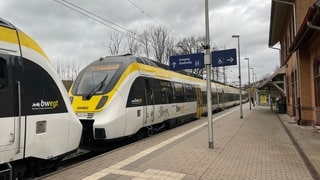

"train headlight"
[95,96,108,110]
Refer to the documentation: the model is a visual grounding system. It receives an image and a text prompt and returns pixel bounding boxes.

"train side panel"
[93,89,127,139]
[0,20,82,166]
[19,36,82,159]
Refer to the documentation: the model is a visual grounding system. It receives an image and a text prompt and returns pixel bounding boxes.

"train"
[0,18,82,178]
[69,54,247,145]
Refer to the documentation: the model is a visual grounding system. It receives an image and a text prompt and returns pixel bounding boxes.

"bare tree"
[150,26,170,63]
[53,57,82,81]
[175,35,206,77]
[140,29,151,58]
[176,36,205,54]
[126,30,140,55]
[163,37,176,65]
[108,31,123,55]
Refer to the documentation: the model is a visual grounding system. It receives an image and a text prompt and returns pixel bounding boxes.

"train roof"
[96,54,241,90]
[0,17,49,61]
[0,17,15,29]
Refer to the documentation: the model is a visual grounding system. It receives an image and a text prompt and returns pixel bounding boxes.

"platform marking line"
[82,108,238,180]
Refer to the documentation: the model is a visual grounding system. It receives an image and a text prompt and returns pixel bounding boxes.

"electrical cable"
[53,0,152,43]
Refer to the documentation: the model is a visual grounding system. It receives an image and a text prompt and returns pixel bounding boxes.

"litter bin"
[277,103,286,114]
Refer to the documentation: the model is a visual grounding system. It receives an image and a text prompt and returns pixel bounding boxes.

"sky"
[0,0,279,85]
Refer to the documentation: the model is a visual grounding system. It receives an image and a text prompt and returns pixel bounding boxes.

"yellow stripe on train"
[0,26,49,61]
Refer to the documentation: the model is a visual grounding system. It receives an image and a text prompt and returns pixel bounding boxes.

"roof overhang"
[269,0,294,47]
[258,65,286,95]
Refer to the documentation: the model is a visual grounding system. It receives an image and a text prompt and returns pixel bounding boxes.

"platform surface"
[44,105,320,179]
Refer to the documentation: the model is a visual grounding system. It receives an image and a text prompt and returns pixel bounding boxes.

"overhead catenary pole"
[204,0,213,149]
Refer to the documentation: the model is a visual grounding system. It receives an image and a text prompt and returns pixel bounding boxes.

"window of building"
[315,60,320,106]
[286,74,290,103]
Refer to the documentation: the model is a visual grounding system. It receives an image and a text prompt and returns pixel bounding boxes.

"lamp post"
[244,58,251,110]
[204,0,213,149]
[232,35,243,119]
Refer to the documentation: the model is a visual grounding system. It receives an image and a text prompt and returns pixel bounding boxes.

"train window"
[0,58,7,89]
[173,82,185,103]
[127,77,146,107]
[202,92,207,105]
[150,79,162,105]
[72,62,122,95]
[145,79,154,105]
[212,92,217,104]
[160,80,173,104]
[185,84,195,102]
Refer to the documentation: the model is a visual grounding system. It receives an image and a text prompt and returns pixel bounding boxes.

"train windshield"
[72,63,121,96]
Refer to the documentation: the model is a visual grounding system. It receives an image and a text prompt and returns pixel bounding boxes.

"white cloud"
[0,0,279,83]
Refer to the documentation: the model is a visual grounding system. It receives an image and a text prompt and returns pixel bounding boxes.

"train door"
[221,90,225,110]
[195,86,203,118]
[0,55,24,160]
[144,79,154,126]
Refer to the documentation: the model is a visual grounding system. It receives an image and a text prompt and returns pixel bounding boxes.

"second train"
[69,54,248,145]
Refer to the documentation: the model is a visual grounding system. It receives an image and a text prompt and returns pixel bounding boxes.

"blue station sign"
[212,48,237,67]
[169,53,204,71]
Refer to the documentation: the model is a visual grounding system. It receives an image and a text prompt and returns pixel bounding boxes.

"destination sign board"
[169,53,204,71]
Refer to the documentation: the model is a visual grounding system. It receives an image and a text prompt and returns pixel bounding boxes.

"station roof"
[258,66,286,95]
[269,0,294,47]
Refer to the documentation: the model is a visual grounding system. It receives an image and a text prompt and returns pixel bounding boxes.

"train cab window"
[0,58,7,89]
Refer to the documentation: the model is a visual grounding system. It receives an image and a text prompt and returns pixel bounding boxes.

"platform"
[44,105,320,180]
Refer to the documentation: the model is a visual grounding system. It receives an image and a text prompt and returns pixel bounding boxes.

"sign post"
[204,0,214,149]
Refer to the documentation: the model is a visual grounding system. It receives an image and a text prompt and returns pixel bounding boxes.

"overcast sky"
[0,0,279,85]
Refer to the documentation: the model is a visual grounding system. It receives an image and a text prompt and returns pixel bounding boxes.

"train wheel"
[132,129,147,141]
[147,126,153,137]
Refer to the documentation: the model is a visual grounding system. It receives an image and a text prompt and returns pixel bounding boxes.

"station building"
[269,0,320,125]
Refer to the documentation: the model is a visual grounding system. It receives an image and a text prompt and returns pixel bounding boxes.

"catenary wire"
[53,0,152,43]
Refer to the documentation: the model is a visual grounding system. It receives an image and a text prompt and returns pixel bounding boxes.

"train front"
[69,56,134,145]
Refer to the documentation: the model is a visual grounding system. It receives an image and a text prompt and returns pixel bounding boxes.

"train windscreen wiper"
[86,74,108,100]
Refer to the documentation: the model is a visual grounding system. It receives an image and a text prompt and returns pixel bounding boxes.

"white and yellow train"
[0,18,82,178]
[69,54,247,145]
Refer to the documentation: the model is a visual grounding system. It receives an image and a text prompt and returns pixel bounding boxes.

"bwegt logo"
[32,99,59,110]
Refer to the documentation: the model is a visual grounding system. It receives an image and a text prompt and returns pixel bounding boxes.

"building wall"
[278,0,319,125]
[299,48,314,124]
[285,54,296,117]
[296,0,315,28]
[307,32,320,125]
